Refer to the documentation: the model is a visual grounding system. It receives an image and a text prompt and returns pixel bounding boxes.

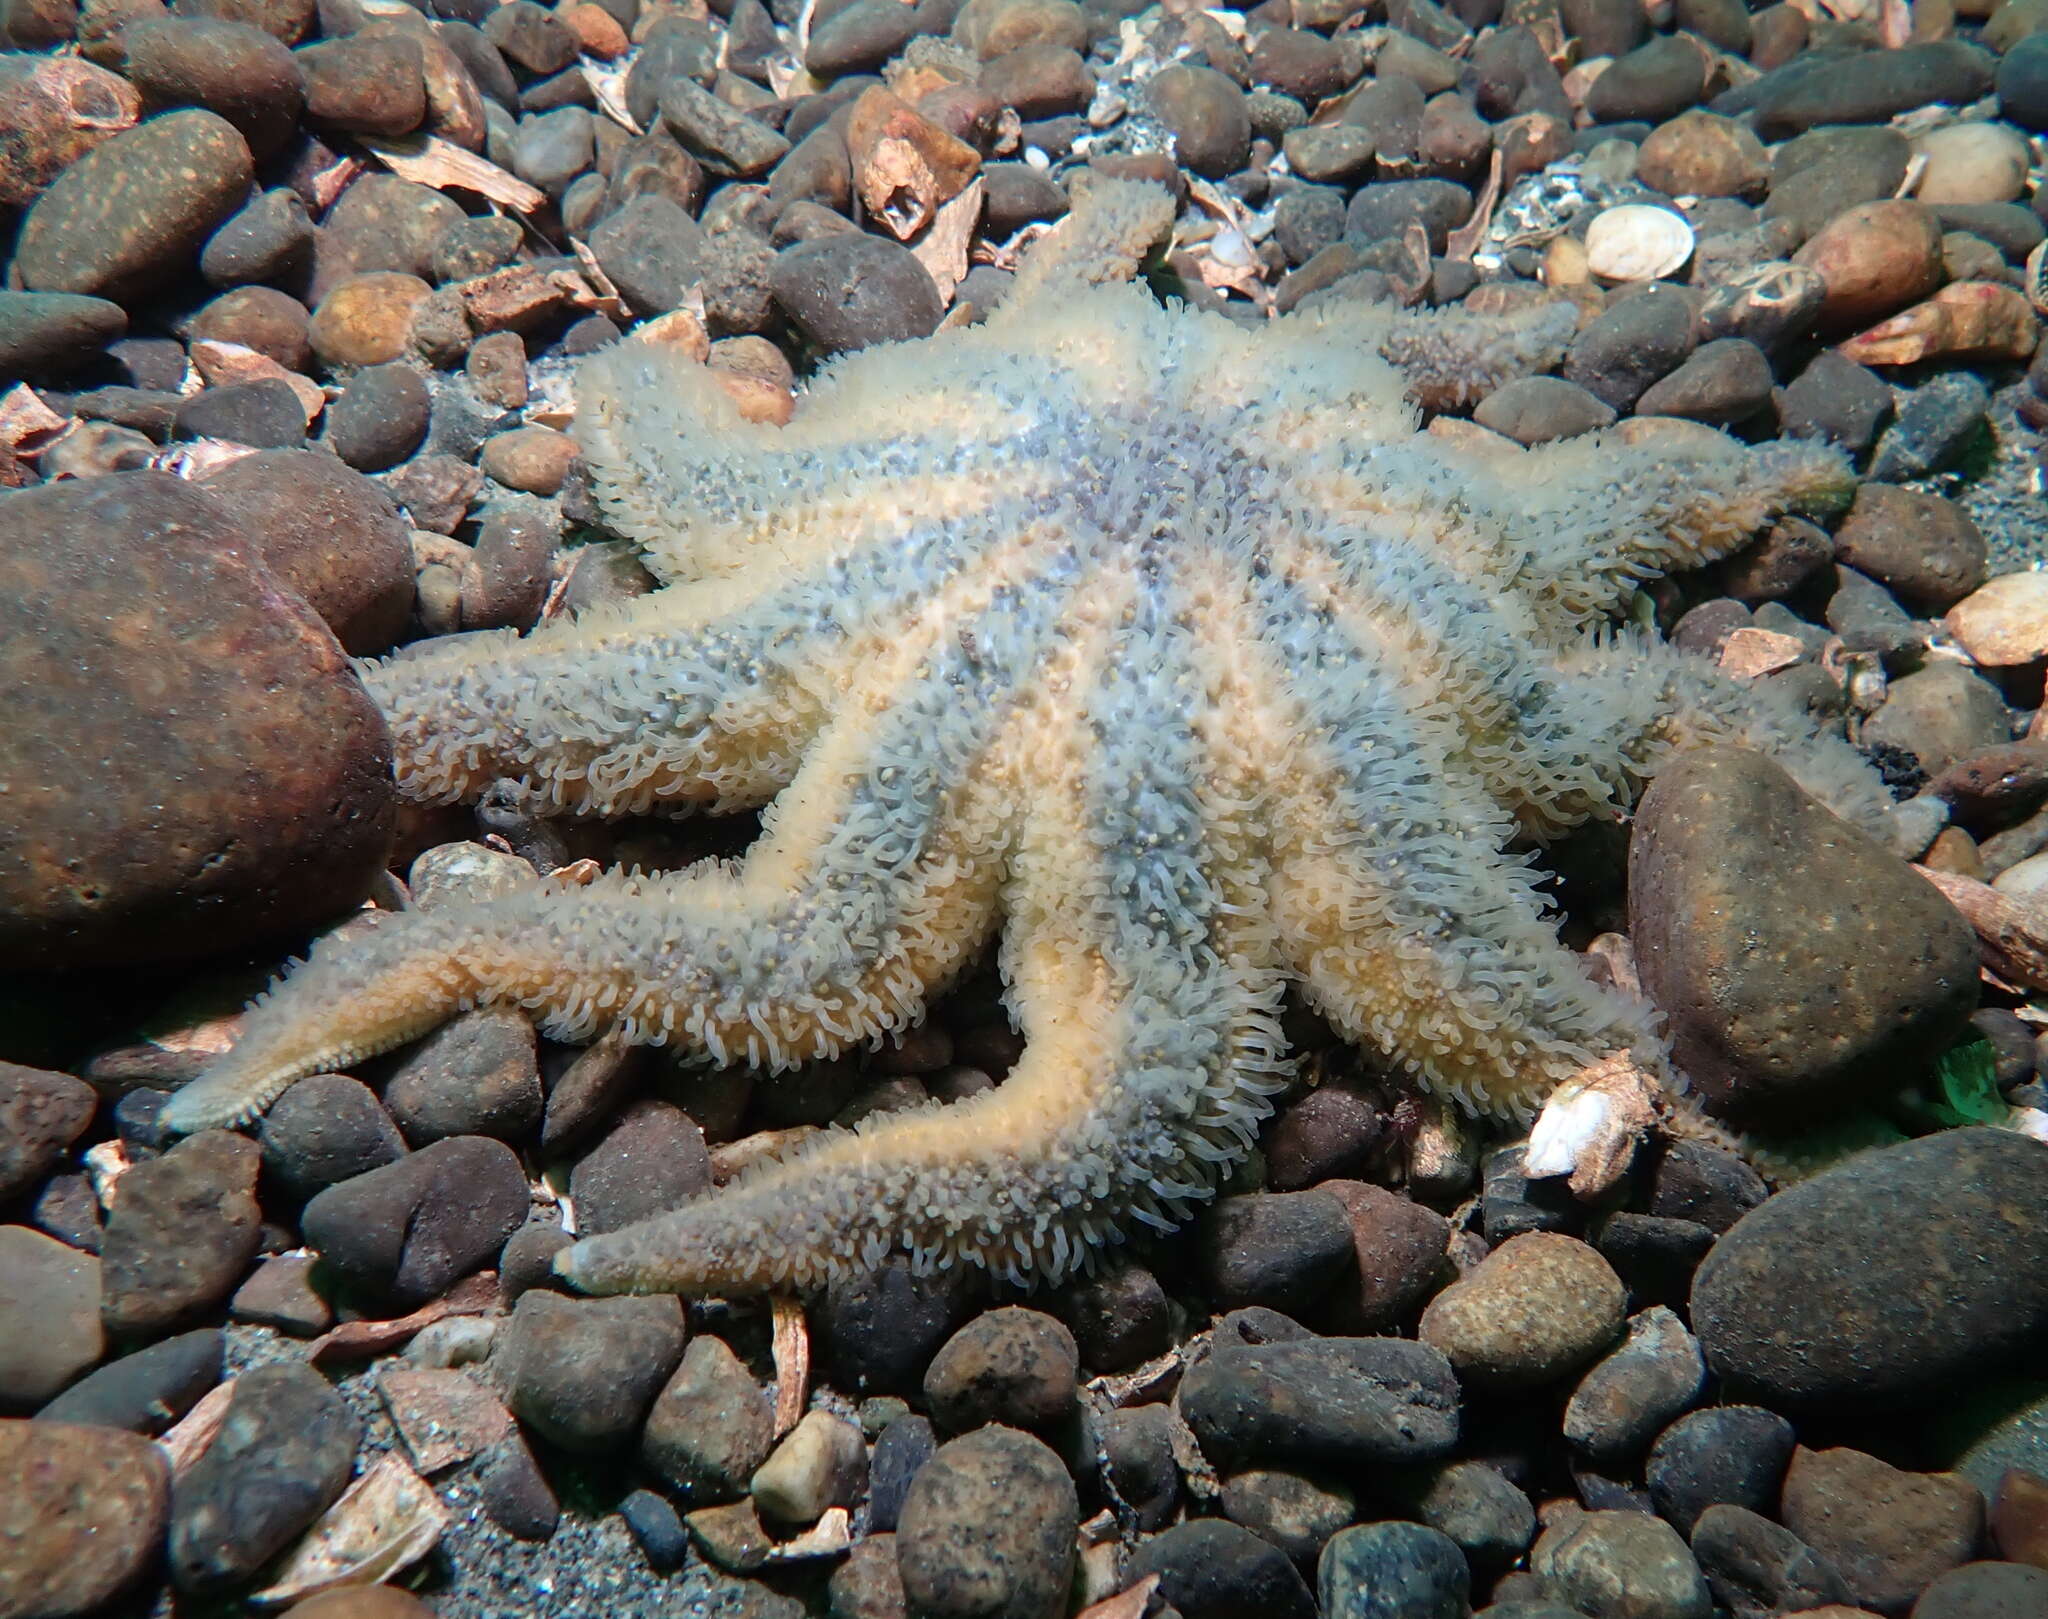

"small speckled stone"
[1317,1521,1470,1619]
[0,1227,102,1407]
[923,1306,1078,1435]
[0,1420,169,1617]
[493,1289,685,1454]
[896,1425,1077,1619]
[1563,1307,1706,1465]
[1419,1233,1624,1392]
[1780,1447,1983,1615]
[1532,1509,1711,1619]
[1646,1405,1795,1534]
[1133,1518,1318,1619]
[99,1129,261,1340]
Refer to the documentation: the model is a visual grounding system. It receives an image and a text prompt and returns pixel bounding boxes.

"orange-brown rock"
[1793,200,1945,328]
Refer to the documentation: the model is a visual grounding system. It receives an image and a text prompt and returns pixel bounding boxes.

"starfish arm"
[1240,570,1657,1118]
[996,174,1177,310]
[1551,637,1897,835]
[1472,429,1856,629]
[1348,299,1581,412]
[559,588,1289,1296]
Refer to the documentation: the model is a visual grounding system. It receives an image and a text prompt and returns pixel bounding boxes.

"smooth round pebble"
[1418,1233,1625,1390]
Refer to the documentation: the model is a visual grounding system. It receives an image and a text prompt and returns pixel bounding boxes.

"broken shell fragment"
[1583,204,1695,283]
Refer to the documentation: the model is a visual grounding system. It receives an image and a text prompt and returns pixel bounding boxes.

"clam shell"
[1583,204,1695,283]
[2026,238,2047,317]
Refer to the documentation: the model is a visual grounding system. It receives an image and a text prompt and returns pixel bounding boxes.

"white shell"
[1583,204,1696,283]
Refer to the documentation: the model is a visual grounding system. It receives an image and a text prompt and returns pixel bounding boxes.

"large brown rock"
[1692,1130,2048,1408]
[1628,747,1977,1122]
[0,1419,170,1617]
[14,109,253,301]
[0,472,394,969]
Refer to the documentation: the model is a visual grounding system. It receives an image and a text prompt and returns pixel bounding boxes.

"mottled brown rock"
[0,1062,96,1203]
[1692,1130,2048,1409]
[0,55,140,209]
[14,109,252,301]
[1418,1232,1625,1391]
[896,1424,1079,1619]
[309,272,434,369]
[1781,1447,1983,1615]
[1628,747,1977,1121]
[1833,485,1988,616]
[0,473,394,970]
[1793,201,1945,330]
[0,1226,102,1407]
[0,1420,169,1616]
[198,449,415,654]
[99,1129,262,1339]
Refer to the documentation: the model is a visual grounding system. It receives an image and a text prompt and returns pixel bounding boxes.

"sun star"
[163,178,1890,1295]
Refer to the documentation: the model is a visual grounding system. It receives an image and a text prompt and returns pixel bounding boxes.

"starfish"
[163,178,1891,1296]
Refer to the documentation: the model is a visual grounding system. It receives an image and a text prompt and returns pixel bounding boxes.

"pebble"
[0,1420,169,1616]
[258,1073,406,1200]
[1998,33,2048,131]
[173,379,306,449]
[200,187,315,287]
[494,1288,685,1454]
[1692,1130,2048,1407]
[1319,1180,1450,1335]
[568,1098,710,1235]
[1199,1189,1357,1316]
[1317,1521,1470,1619]
[1747,40,1995,137]
[1097,1405,1180,1534]
[1947,572,2048,668]
[1781,1446,1984,1615]
[36,1327,222,1433]
[1867,371,1992,485]
[0,1226,102,1406]
[1690,1504,1850,1619]
[829,1535,907,1619]
[301,1133,528,1306]
[1628,748,1977,1122]
[1146,64,1251,180]
[459,501,556,631]
[0,473,394,970]
[1179,1334,1460,1470]
[590,196,715,318]
[481,425,580,496]
[807,0,924,76]
[1474,376,1617,445]
[1635,110,1768,198]
[752,1408,868,1524]
[1562,288,1697,413]
[1646,1404,1796,1534]
[0,290,127,378]
[1221,1467,1353,1570]
[1562,1307,1705,1465]
[1912,1563,2048,1619]
[197,448,416,655]
[1479,1144,1581,1244]
[0,56,140,210]
[300,32,426,136]
[1113,1520,1307,1619]
[477,1429,559,1540]
[1633,337,1772,425]
[309,272,433,369]
[1051,1261,1172,1372]
[1346,179,1472,253]
[328,361,433,473]
[1914,123,2030,207]
[868,1411,937,1531]
[1777,350,1893,454]
[1863,662,2013,775]
[618,1487,689,1571]
[379,1007,542,1146]
[119,16,305,159]
[229,1253,332,1336]
[0,1062,95,1204]
[1393,1460,1536,1573]
[1418,1233,1624,1391]
[1832,485,1988,617]
[1263,1086,1383,1191]
[99,1128,261,1340]
[1647,1141,1769,1235]
[896,1425,1078,1619]
[817,1255,976,1395]
[168,1361,361,1591]
[923,1306,1078,1434]
[770,233,945,354]
[1532,1509,1711,1619]
[15,109,252,301]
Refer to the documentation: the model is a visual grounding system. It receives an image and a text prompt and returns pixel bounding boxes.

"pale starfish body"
[163,179,1891,1294]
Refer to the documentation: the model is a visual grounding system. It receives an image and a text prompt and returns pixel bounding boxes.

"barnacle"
[164,178,1885,1296]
